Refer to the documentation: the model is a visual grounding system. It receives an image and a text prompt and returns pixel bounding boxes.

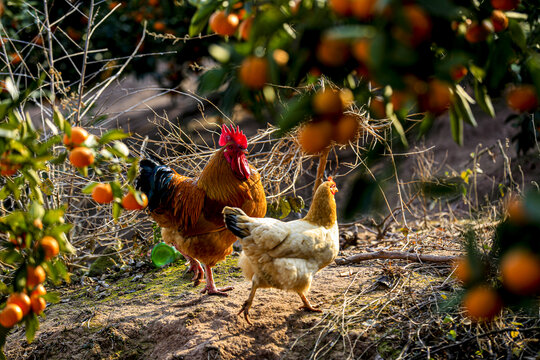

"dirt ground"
[5,76,539,359]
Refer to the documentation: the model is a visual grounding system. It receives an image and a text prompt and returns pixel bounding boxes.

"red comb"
[328,176,334,183]
[219,125,248,149]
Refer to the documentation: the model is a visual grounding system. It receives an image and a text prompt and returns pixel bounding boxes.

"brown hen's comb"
[328,176,335,183]
[219,125,248,149]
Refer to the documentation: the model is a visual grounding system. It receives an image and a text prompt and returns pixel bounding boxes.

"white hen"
[223,179,339,324]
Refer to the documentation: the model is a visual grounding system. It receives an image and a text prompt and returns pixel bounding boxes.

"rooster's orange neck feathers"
[197,148,255,205]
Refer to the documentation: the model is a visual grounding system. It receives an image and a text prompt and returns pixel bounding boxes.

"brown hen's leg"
[298,292,322,313]
[175,247,204,286]
[200,264,233,296]
[238,281,259,325]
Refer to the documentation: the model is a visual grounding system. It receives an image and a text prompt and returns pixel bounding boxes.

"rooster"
[136,125,266,296]
[223,178,339,323]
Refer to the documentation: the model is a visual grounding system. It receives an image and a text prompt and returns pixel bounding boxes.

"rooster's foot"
[184,260,205,286]
[237,301,253,325]
[200,286,233,297]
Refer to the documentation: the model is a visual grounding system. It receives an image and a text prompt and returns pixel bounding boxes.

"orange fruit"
[462,286,502,321]
[490,10,508,32]
[506,85,539,113]
[0,304,23,328]
[7,292,31,316]
[312,89,343,116]
[38,236,59,260]
[465,21,492,43]
[507,197,527,224]
[402,5,432,46]
[334,115,361,144]
[317,37,349,67]
[390,90,411,111]
[490,0,520,10]
[209,10,239,36]
[370,96,386,118]
[329,0,352,16]
[63,127,89,147]
[238,56,269,90]
[10,53,21,65]
[501,249,540,295]
[30,295,46,315]
[452,257,471,284]
[33,218,43,229]
[238,16,253,41]
[122,192,148,210]
[69,147,94,168]
[417,79,451,115]
[351,0,377,20]
[0,159,20,176]
[339,88,355,108]
[153,21,166,32]
[450,65,468,81]
[148,0,159,6]
[351,38,371,63]
[27,265,46,289]
[31,284,47,297]
[298,121,333,154]
[92,183,114,204]
[272,49,289,66]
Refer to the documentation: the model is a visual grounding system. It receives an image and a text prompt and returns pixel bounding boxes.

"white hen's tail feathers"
[223,207,255,280]
[223,206,251,238]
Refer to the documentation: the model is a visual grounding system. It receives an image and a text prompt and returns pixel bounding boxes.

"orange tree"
[0,77,146,358]
[187,0,540,320]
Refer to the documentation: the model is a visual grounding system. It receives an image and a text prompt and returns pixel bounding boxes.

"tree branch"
[335,251,457,265]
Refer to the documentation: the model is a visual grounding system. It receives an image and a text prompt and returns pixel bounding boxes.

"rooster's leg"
[200,264,233,296]
[238,279,259,325]
[298,292,322,313]
[175,248,205,286]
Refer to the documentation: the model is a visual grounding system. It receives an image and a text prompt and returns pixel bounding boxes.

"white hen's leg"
[200,264,233,296]
[298,292,322,313]
[238,277,260,325]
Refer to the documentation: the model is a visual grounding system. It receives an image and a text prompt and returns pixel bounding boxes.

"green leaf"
[127,161,139,183]
[82,182,99,194]
[98,129,129,145]
[417,113,435,138]
[24,313,39,343]
[109,181,123,199]
[389,112,408,147]
[189,1,219,36]
[112,202,122,221]
[53,261,69,283]
[29,202,45,220]
[197,67,228,94]
[525,54,540,93]
[43,209,65,225]
[474,80,495,118]
[278,198,291,219]
[53,108,69,134]
[0,325,11,359]
[0,250,23,265]
[508,19,526,52]
[449,105,463,146]
[453,88,477,127]
[42,291,61,303]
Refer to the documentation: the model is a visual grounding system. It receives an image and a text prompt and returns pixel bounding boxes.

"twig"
[76,0,94,126]
[335,251,457,265]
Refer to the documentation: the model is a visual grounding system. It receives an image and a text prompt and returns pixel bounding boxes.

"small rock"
[131,274,144,282]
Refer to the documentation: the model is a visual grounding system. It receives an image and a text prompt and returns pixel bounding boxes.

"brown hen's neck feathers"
[197,148,255,205]
[303,184,337,228]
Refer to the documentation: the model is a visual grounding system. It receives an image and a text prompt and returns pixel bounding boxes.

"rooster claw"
[201,286,233,296]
